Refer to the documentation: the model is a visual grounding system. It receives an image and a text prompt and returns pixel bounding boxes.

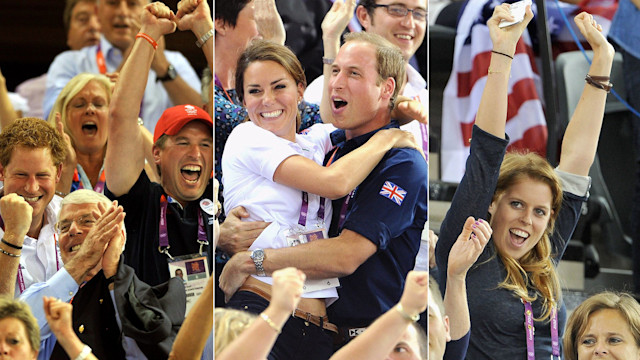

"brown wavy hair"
[235,39,306,132]
[491,151,563,321]
[0,118,67,169]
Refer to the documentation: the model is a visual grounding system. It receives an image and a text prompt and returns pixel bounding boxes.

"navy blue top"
[324,121,429,327]
[444,331,470,360]
[436,125,585,359]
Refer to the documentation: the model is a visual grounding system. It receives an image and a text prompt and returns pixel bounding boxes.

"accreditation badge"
[167,253,209,315]
[284,224,339,293]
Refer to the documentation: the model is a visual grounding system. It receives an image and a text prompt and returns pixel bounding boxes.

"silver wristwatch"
[250,248,266,276]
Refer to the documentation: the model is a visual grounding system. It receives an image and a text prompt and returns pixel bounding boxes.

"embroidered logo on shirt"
[379,181,406,206]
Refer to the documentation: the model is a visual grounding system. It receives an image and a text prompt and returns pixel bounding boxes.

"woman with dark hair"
[221,38,418,360]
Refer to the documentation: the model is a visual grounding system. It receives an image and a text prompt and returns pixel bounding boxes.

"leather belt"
[238,284,338,333]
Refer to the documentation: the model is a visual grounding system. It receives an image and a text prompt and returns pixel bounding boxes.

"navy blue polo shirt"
[324,121,428,327]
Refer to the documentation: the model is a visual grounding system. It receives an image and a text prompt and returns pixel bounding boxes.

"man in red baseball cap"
[103,2,214,288]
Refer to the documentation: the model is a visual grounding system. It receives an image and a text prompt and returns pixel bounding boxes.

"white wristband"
[74,345,92,360]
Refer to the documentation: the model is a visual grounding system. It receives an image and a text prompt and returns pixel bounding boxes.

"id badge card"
[285,226,339,293]
[168,253,209,316]
[285,226,328,247]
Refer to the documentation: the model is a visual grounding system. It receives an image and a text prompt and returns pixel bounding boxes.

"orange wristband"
[135,33,158,50]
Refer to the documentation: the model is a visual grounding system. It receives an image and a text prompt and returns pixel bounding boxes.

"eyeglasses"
[55,214,96,234]
[371,4,428,22]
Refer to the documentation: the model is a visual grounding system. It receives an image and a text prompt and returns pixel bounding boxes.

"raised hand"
[574,12,614,56]
[254,0,285,45]
[447,217,491,279]
[487,3,533,57]
[321,0,356,42]
[43,296,74,339]
[140,2,177,40]
[100,201,126,279]
[0,193,32,244]
[175,0,212,34]
[269,267,306,313]
[398,270,428,318]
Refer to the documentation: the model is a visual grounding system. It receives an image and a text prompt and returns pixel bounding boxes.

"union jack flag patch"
[379,181,406,206]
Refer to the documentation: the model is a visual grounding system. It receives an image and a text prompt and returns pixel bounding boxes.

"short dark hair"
[358,0,378,20]
[63,0,96,32]
[215,0,252,29]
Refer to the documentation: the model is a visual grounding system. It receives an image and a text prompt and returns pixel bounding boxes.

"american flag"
[440,0,616,183]
[379,181,407,206]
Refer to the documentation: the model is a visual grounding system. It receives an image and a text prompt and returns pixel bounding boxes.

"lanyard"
[325,147,355,229]
[96,45,106,75]
[214,74,234,103]
[72,167,106,193]
[412,94,429,158]
[297,192,326,227]
[0,215,61,294]
[523,299,560,359]
[158,195,209,259]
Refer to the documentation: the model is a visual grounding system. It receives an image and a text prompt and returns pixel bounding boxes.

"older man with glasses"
[19,189,187,360]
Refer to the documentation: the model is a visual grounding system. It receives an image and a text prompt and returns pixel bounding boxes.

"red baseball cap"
[153,105,213,143]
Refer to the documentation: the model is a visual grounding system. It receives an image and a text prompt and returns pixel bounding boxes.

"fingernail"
[472,224,477,229]
[471,233,477,239]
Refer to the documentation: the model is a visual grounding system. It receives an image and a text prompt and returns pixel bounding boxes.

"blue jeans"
[227,290,334,360]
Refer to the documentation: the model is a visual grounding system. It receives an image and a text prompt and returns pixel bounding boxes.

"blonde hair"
[491,151,563,321]
[47,73,112,143]
[214,308,257,355]
[564,292,640,360]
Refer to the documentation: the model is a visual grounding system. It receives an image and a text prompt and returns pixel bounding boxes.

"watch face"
[167,65,177,79]
[251,249,265,262]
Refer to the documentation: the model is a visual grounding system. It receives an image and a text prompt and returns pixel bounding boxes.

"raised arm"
[319,0,355,124]
[106,2,176,196]
[475,4,533,138]
[0,68,18,130]
[176,0,213,70]
[217,268,305,359]
[0,194,31,296]
[330,271,427,360]
[43,297,98,360]
[557,12,615,176]
[254,0,286,45]
[274,128,420,199]
[169,276,214,360]
[444,217,491,340]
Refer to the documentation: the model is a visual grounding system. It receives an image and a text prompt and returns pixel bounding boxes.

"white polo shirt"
[222,121,338,300]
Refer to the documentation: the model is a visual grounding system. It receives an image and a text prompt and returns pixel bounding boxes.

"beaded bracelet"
[0,247,20,257]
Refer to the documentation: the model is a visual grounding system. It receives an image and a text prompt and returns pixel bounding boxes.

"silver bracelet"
[73,345,92,360]
[196,29,214,48]
[0,247,20,258]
